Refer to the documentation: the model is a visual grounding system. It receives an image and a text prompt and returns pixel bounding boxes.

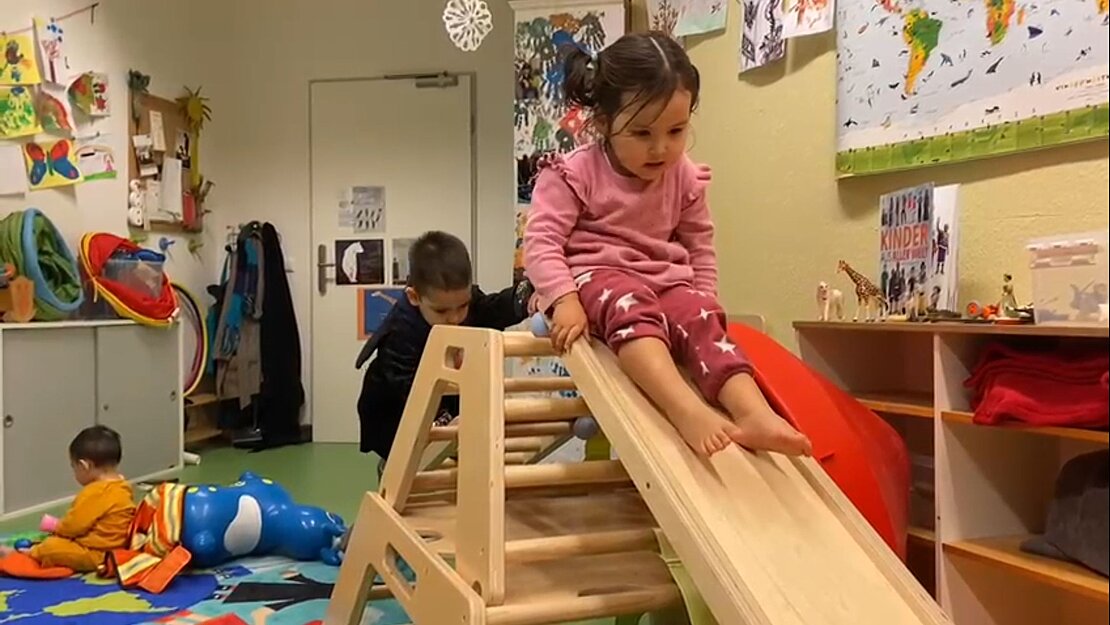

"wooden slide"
[563,339,949,625]
[325,327,949,625]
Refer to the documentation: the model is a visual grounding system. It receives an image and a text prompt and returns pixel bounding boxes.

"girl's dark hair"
[563,31,700,134]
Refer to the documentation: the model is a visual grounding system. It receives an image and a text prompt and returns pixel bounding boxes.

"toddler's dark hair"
[69,425,123,468]
[408,231,472,293]
[563,31,700,135]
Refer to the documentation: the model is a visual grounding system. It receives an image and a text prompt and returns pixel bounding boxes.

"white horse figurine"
[817,281,844,321]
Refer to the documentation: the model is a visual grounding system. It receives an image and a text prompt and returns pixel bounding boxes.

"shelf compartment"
[942,411,1109,446]
[944,536,1108,603]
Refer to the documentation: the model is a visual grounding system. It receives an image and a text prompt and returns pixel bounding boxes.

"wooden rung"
[412,460,629,492]
[505,437,545,453]
[505,376,578,393]
[505,528,659,564]
[505,397,591,423]
[503,332,557,358]
[505,451,533,465]
[427,422,572,442]
[486,585,681,625]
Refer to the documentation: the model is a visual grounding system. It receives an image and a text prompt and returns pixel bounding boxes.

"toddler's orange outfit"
[29,479,135,572]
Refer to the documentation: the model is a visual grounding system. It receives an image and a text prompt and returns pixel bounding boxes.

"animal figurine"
[182,472,346,568]
[1070,281,1108,322]
[816,281,844,321]
[837,260,888,322]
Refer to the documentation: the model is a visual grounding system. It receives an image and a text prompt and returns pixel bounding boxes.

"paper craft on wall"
[75,142,117,181]
[443,0,494,52]
[513,1,625,204]
[358,288,404,340]
[336,239,385,286]
[34,17,70,85]
[391,238,416,286]
[739,0,786,72]
[35,84,74,133]
[836,0,1109,176]
[0,144,28,195]
[783,0,833,39]
[68,71,109,116]
[0,32,42,85]
[0,86,42,137]
[23,139,83,190]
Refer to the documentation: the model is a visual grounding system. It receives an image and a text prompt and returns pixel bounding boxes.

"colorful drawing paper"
[0,86,42,137]
[36,83,74,132]
[68,71,109,116]
[23,138,84,190]
[0,32,42,85]
[34,17,69,85]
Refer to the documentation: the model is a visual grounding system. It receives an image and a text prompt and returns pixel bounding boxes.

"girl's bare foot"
[669,406,739,457]
[730,406,812,456]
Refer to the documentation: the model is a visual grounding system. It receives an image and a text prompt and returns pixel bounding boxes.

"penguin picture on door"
[335,239,385,286]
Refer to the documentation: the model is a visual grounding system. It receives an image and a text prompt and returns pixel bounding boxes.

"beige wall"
[667,8,1108,346]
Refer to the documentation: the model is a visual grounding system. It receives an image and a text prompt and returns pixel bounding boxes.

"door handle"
[317,244,335,296]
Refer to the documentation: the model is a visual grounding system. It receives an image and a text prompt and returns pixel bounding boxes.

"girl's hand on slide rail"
[551,293,590,354]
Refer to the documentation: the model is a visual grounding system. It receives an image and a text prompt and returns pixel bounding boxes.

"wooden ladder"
[325,326,685,625]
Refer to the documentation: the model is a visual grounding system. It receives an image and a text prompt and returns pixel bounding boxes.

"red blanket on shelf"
[964,342,1110,429]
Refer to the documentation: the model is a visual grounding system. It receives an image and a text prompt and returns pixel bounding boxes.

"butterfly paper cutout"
[23,139,83,189]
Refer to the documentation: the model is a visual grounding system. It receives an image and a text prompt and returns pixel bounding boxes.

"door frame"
[305,72,478,430]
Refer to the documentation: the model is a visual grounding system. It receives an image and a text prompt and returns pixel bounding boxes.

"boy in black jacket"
[355,231,533,477]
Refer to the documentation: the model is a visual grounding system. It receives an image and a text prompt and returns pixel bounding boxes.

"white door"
[309,75,473,443]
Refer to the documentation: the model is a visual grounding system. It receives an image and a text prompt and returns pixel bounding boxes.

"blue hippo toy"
[181,472,346,568]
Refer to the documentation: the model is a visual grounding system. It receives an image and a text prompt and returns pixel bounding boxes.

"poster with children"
[879,183,959,314]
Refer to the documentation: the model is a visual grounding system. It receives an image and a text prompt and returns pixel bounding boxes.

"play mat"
[0,551,410,625]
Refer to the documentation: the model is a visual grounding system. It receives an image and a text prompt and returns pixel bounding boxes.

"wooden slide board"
[562,340,950,625]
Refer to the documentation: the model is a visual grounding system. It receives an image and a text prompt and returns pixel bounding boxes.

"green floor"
[0,443,632,625]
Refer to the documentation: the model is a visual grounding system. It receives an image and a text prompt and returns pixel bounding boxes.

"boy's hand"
[551,293,589,353]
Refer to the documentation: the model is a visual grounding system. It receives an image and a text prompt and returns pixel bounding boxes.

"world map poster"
[836,0,1109,176]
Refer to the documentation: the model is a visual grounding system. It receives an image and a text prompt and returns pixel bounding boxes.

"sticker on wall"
[358,287,405,340]
[35,83,74,133]
[23,138,83,190]
[0,32,42,85]
[391,238,416,286]
[76,142,117,181]
[0,86,42,137]
[68,71,109,116]
[336,239,386,286]
[443,0,493,52]
[34,17,70,85]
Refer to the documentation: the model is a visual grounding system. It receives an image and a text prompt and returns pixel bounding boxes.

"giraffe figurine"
[837,260,887,322]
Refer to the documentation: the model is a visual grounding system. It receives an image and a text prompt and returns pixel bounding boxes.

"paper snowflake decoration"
[443,0,493,52]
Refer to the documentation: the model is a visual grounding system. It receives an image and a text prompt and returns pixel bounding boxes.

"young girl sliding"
[524,32,812,457]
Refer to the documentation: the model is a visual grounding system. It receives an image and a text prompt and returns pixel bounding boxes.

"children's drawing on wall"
[0,33,41,85]
[35,84,74,133]
[0,86,42,138]
[358,287,404,340]
[68,71,110,117]
[23,138,83,190]
[0,144,28,195]
[336,239,386,286]
[739,0,786,72]
[76,142,116,181]
[649,0,728,37]
[783,0,834,38]
[513,3,625,203]
[648,0,682,34]
[391,238,416,286]
[34,17,70,85]
[513,204,529,283]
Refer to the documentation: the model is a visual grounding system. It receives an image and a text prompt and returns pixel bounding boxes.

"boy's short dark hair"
[69,425,123,467]
[408,231,472,293]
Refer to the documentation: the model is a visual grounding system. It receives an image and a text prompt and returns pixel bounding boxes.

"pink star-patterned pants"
[575,269,754,404]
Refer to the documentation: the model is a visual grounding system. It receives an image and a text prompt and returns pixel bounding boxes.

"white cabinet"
[0,320,182,519]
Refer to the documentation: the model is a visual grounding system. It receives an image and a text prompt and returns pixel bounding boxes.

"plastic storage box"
[1026,230,1109,326]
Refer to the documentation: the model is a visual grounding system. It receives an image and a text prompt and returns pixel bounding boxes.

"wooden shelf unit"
[796,321,1109,625]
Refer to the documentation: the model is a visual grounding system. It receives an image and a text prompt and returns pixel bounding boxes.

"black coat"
[356,282,532,458]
